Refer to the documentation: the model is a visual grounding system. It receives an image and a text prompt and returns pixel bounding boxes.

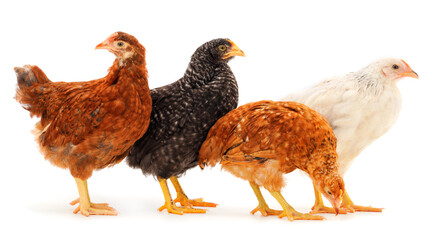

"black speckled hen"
[127,38,245,214]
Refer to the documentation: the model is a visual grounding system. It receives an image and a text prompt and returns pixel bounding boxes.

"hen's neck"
[352,70,397,97]
[105,58,148,87]
[306,153,340,180]
[181,57,223,88]
[309,163,343,192]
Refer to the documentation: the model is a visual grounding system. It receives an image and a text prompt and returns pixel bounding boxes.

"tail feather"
[199,109,244,169]
[14,65,52,118]
[198,136,223,169]
[15,65,50,87]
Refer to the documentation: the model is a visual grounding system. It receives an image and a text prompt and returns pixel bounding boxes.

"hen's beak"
[399,70,419,79]
[95,41,111,50]
[95,42,106,50]
[95,40,118,56]
[400,59,419,79]
[327,190,343,216]
[332,198,342,216]
[96,32,119,51]
[222,39,245,59]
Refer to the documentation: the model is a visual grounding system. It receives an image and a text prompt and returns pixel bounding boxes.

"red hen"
[199,100,344,221]
[15,32,151,216]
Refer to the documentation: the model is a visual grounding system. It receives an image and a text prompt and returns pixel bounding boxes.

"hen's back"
[199,100,337,175]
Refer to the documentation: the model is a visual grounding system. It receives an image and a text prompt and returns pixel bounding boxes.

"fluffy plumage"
[199,100,345,221]
[15,32,151,216]
[283,58,418,213]
[127,38,245,214]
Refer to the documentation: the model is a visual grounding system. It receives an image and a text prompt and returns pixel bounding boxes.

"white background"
[1,0,443,239]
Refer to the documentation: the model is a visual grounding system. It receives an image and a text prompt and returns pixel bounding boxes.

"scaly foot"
[157,177,206,215]
[340,189,382,213]
[158,201,207,215]
[342,204,383,212]
[174,196,217,208]
[311,204,351,214]
[251,204,283,216]
[70,198,117,216]
[269,190,325,221]
[169,176,217,208]
[279,209,325,221]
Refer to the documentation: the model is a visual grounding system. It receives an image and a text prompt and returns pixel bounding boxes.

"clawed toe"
[70,199,117,217]
[279,211,325,221]
[311,205,350,214]
[251,205,283,216]
[158,202,207,215]
[175,197,217,208]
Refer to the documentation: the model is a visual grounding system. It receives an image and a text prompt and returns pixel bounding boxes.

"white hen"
[283,58,418,213]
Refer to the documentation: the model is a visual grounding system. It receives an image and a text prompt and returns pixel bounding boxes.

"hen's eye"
[392,64,399,70]
[218,45,227,51]
[117,42,124,47]
[327,190,332,195]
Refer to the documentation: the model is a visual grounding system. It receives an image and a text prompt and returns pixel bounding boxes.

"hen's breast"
[336,87,402,174]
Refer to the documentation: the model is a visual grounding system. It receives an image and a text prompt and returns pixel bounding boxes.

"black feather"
[127,38,239,179]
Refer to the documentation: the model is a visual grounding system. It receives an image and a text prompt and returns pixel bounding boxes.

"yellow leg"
[269,190,325,221]
[69,178,117,217]
[310,183,349,214]
[341,189,383,212]
[170,176,217,208]
[249,182,282,216]
[157,177,206,214]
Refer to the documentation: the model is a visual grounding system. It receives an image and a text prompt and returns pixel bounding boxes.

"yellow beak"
[399,71,419,79]
[400,59,419,79]
[95,40,111,50]
[222,39,246,59]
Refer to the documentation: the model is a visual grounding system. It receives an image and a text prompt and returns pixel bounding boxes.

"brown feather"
[15,33,152,180]
[199,100,344,196]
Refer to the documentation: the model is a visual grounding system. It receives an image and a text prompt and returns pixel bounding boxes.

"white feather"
[283,58,407,176]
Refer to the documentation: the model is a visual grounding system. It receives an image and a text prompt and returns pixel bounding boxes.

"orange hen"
[199,100,344,221]
[14,32,151,216]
